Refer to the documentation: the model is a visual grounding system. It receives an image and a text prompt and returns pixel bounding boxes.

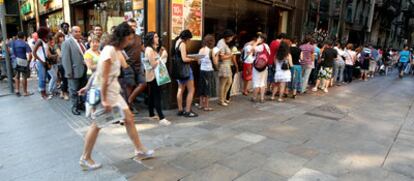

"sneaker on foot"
[323,88,329,93]
[159,119,171,126]
[312,87,318,92]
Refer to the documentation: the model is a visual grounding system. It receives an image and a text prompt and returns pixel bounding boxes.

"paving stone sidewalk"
[2,74,414,181]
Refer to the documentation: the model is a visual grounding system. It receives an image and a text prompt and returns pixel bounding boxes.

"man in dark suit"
[61,26,87,115]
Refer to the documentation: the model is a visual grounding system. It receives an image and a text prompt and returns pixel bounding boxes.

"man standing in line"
[61,26,87,115]
[12,31,32,97]
[299,35,315,93]
[60,22,71,40]
[124,19,147,110]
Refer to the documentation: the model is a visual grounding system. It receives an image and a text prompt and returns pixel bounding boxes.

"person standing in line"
[309,42,322,85]
[268,33,287,94]
[54,32,69,100]
[299,35,315,93]
[217,29,235,106]
[143,32,171,126]
[272,41,292,102]
[79,22,154,171]
[83,36,101,77]
[124,19,147,109]
[398,45,412,78]
[251,33,270,103]
[60,22,71,40]
[12,31,33,97]
[241,35,257,96]
[197,34,218,111]
[46,36,59,97]
[32,27,51,99]
[174,30,199,117]
[343,43,356,83]
[240,34,257,96]
[225,41,239,103]
[359,46,371,81]
[312,41,337,93]
[369,45,379,78]
[289,38,302,99]
[62,26,88,115]
[332,43,345,86]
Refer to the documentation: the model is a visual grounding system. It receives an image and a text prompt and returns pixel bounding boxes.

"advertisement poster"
[171,0,202,40]
[124,0,145,36]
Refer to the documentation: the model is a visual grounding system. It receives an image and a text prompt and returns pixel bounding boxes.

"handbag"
[40,42,51,70]
[172,41,191,80]
[86,74,116,106]
[155,61,171,86]
[281,60,290,70]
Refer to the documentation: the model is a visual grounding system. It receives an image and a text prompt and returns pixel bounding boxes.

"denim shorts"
[177,68,194,85]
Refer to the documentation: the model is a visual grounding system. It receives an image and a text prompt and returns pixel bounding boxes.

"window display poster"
[171,0,202,40]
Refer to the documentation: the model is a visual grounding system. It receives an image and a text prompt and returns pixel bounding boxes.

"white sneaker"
[312,87,318,92]
[159,119,171,126]
[323,88,329,93]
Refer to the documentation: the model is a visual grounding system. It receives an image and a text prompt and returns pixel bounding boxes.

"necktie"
[78,39,86,54]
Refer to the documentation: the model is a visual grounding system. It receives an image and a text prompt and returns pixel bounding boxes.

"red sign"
[172,4,183,16]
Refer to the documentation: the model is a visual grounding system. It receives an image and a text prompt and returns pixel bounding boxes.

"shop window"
[204,0,281,46]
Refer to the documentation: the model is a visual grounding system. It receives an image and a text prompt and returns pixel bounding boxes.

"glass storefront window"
[204,0,280,47]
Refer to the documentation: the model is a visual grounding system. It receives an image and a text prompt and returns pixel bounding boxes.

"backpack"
[253,44,269,72]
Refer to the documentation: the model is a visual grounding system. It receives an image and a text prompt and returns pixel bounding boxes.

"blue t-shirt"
[399,50,411,63]
[12,40,31,60]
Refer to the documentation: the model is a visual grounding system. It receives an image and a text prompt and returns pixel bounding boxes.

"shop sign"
[21,3,32,15]
[0,0,3,5]
[171,0,203,40]
[133,0,144,10]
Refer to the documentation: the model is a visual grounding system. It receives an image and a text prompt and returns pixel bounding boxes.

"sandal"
[203,107,214,111]
[278,98,284,102]
[177,111,185,116]
[250,97,257,103]
[184,111,198,118]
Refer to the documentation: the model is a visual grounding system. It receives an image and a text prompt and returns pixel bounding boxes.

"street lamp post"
[0,0,15,93]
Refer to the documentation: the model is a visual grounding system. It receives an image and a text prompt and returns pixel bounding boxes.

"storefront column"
[62,0,71,25]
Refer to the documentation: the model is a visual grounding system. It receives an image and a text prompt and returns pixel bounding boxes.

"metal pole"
[17,0,24,31]
[0,1,15,93]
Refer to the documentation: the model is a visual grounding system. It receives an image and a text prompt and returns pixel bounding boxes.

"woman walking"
[79,22,153,171]
[272,41,292,102]
[289,39,302,98]
[217,30,235,106]
[144,32,171,126]
[197,34,218,111]
[174,30,199,117]
[251,33,270,103]
[32,27,50,99]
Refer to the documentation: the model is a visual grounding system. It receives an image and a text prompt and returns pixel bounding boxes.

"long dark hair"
[172,30,193,54]
[144,32,157,49]
[37,27,50,42]
[277,41,290,61]
[108,22,134,48]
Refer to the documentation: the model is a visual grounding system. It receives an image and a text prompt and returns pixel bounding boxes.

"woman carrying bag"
[143,32,171,126]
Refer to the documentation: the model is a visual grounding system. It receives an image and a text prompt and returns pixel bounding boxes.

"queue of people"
[1,20,414,172]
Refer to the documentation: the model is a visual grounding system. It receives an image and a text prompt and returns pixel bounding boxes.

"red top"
[269,39,281,65]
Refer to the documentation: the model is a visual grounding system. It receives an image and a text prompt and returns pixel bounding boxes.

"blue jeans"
[36,61,47,91]
[48,64,58,94]
[333,60,345,84]
[301,67,313,93]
